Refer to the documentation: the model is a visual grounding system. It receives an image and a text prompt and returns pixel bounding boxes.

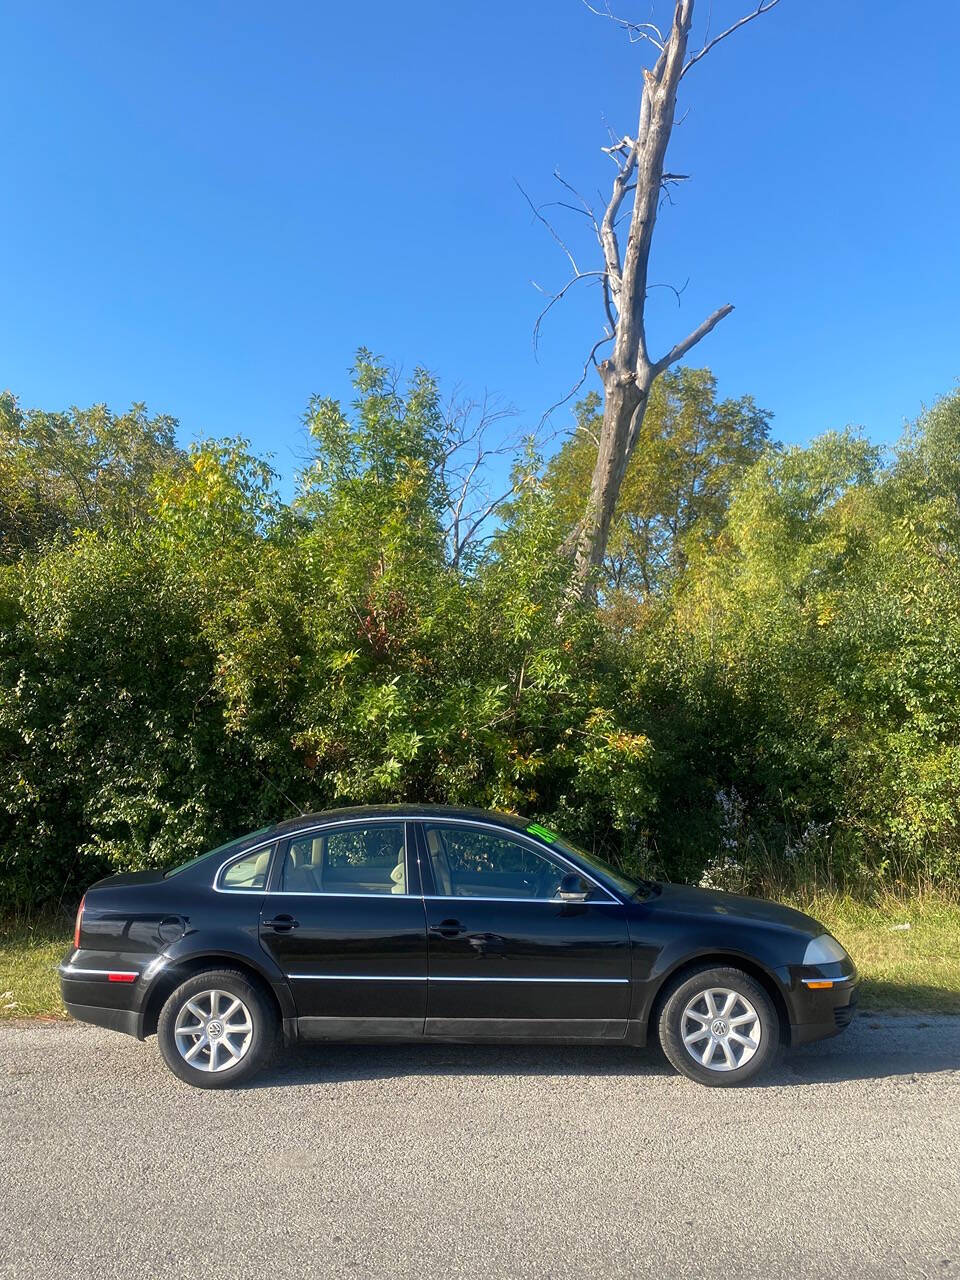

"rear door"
[416,820,631,1040]
[257,819,428,1038]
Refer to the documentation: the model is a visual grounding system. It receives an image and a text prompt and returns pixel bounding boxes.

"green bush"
[2,368,959,910]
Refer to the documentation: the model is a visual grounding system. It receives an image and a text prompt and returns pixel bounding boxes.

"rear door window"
[279,823,407,895]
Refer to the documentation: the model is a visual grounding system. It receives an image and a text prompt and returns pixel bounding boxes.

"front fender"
[633,928,794,1025]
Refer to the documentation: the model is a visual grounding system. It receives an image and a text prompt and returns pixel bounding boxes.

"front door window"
[423,824,592,900]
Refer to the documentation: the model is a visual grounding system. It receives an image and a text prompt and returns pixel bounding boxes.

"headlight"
[803,934,848,965]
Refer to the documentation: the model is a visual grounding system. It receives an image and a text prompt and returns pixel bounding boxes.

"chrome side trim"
[287,973,628,984]
[60,966,139,978]
[289,974,426,981]
[420,895,620,905]
[263,890,412,900]
[431,976,629,984]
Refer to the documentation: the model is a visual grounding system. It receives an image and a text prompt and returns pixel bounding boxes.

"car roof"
[271,804,533,837]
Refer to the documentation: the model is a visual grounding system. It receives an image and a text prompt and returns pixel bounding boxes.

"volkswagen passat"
[60,805,857,1088]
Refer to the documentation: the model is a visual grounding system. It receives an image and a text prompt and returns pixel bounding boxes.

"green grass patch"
[0,915,71,1020]
[1,893,959,1021]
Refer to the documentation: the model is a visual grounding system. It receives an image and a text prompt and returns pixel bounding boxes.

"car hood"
[652,882,823,937]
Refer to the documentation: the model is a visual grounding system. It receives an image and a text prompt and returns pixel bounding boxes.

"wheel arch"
[646,951,791,1047]
[138,950,293,1040]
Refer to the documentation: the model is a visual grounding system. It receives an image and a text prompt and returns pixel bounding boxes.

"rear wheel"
[657,965,779,1087]
[157,968,278,1088]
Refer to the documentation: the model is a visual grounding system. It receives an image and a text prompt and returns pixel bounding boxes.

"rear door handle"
[263,914,300,931]
[430,919,466,938]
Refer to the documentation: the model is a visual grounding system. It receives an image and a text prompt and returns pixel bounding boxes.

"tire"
[157,968,278,1089]
[657,965,779,1087]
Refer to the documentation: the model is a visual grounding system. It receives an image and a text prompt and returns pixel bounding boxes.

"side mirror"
[556,872,589,902]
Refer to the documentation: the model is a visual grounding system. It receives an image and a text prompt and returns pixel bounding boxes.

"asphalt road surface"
[2,1014,958,1280]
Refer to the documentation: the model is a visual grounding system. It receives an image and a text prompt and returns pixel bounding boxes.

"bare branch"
[453,481,524,568]
[582,0,665,49]
[532,270,609,353]
[598,138,636,305]
[536,335,613,433]
[681,0,781,77]
[646,277,690,306]
[651,303,734,376]
[516,179,581,277]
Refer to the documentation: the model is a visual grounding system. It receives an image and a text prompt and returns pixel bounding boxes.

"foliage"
[545,369,771,595]
[1,360,959,910]
[0,393,184,561]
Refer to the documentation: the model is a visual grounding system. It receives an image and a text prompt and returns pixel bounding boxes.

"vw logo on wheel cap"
[206,1020,224,1038]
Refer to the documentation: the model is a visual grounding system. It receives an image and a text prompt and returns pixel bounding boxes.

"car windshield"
[524,823,655,898]
[164,827,274,878]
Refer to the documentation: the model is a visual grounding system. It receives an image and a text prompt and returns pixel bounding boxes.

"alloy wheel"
[173,989,254,1073]
[680,986,761,1072]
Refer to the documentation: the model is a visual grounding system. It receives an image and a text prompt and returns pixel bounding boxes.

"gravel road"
[1,1014,958,1280]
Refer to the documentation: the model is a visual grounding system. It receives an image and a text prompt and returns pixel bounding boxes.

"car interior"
[280,824,406,895]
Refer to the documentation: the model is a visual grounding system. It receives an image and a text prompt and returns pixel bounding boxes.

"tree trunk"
[572,373,647,589]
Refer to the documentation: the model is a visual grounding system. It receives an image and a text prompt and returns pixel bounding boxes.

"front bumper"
[786,966,859,1046]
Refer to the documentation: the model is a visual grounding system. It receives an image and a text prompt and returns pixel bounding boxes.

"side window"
[280,823,406,895]
[424,825,583,900]
[219,845,274,892]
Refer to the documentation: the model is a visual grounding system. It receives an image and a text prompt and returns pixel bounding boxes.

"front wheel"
[157,968,278,1088]
[657,965,780,1087]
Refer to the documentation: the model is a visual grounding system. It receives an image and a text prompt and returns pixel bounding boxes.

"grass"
[0,915,71,1020]
[1,892,959,1022]
[787,890,960,1015]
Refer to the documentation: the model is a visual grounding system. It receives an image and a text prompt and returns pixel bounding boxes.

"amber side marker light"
[805,980,836,989]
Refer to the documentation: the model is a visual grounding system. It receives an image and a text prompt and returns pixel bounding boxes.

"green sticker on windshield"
[526,822,557,843]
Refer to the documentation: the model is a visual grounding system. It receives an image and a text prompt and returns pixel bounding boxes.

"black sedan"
[60,805,858,1088]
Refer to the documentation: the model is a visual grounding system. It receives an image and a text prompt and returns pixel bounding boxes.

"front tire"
[157,968,278,1089]
[657,965,780,1087]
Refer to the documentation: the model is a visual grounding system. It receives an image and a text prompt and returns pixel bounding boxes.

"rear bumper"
[63,1000,141,1038]
[60,958,145,1039]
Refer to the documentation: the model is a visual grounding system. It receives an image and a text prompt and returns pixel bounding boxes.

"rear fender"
[136,930,296,1037]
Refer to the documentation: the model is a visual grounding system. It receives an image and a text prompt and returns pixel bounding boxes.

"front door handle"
[430,919,466,938]
[263,914,300,932]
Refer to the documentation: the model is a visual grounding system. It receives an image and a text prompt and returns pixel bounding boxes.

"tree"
[546,368,771,594]
[0,392,184,560]
[528,1,782,601]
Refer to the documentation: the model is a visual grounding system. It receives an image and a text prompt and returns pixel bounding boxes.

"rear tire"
[157,968,278,1089]
[657,965,779,1087]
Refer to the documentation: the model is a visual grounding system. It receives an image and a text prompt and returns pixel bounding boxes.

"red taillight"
[108,973,137,983]
[73,895,85,949]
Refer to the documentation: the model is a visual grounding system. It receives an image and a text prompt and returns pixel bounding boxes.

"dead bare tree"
[533,0,782,602]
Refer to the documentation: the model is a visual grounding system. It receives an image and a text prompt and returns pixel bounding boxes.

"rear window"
[164,826,274,878]
[219,846,275,892]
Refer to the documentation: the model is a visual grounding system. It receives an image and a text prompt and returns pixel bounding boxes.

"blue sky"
[3,1,959,492]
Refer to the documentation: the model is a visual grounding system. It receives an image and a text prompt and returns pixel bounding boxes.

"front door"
[416,820,631,1040]
[258,819,428,1038]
